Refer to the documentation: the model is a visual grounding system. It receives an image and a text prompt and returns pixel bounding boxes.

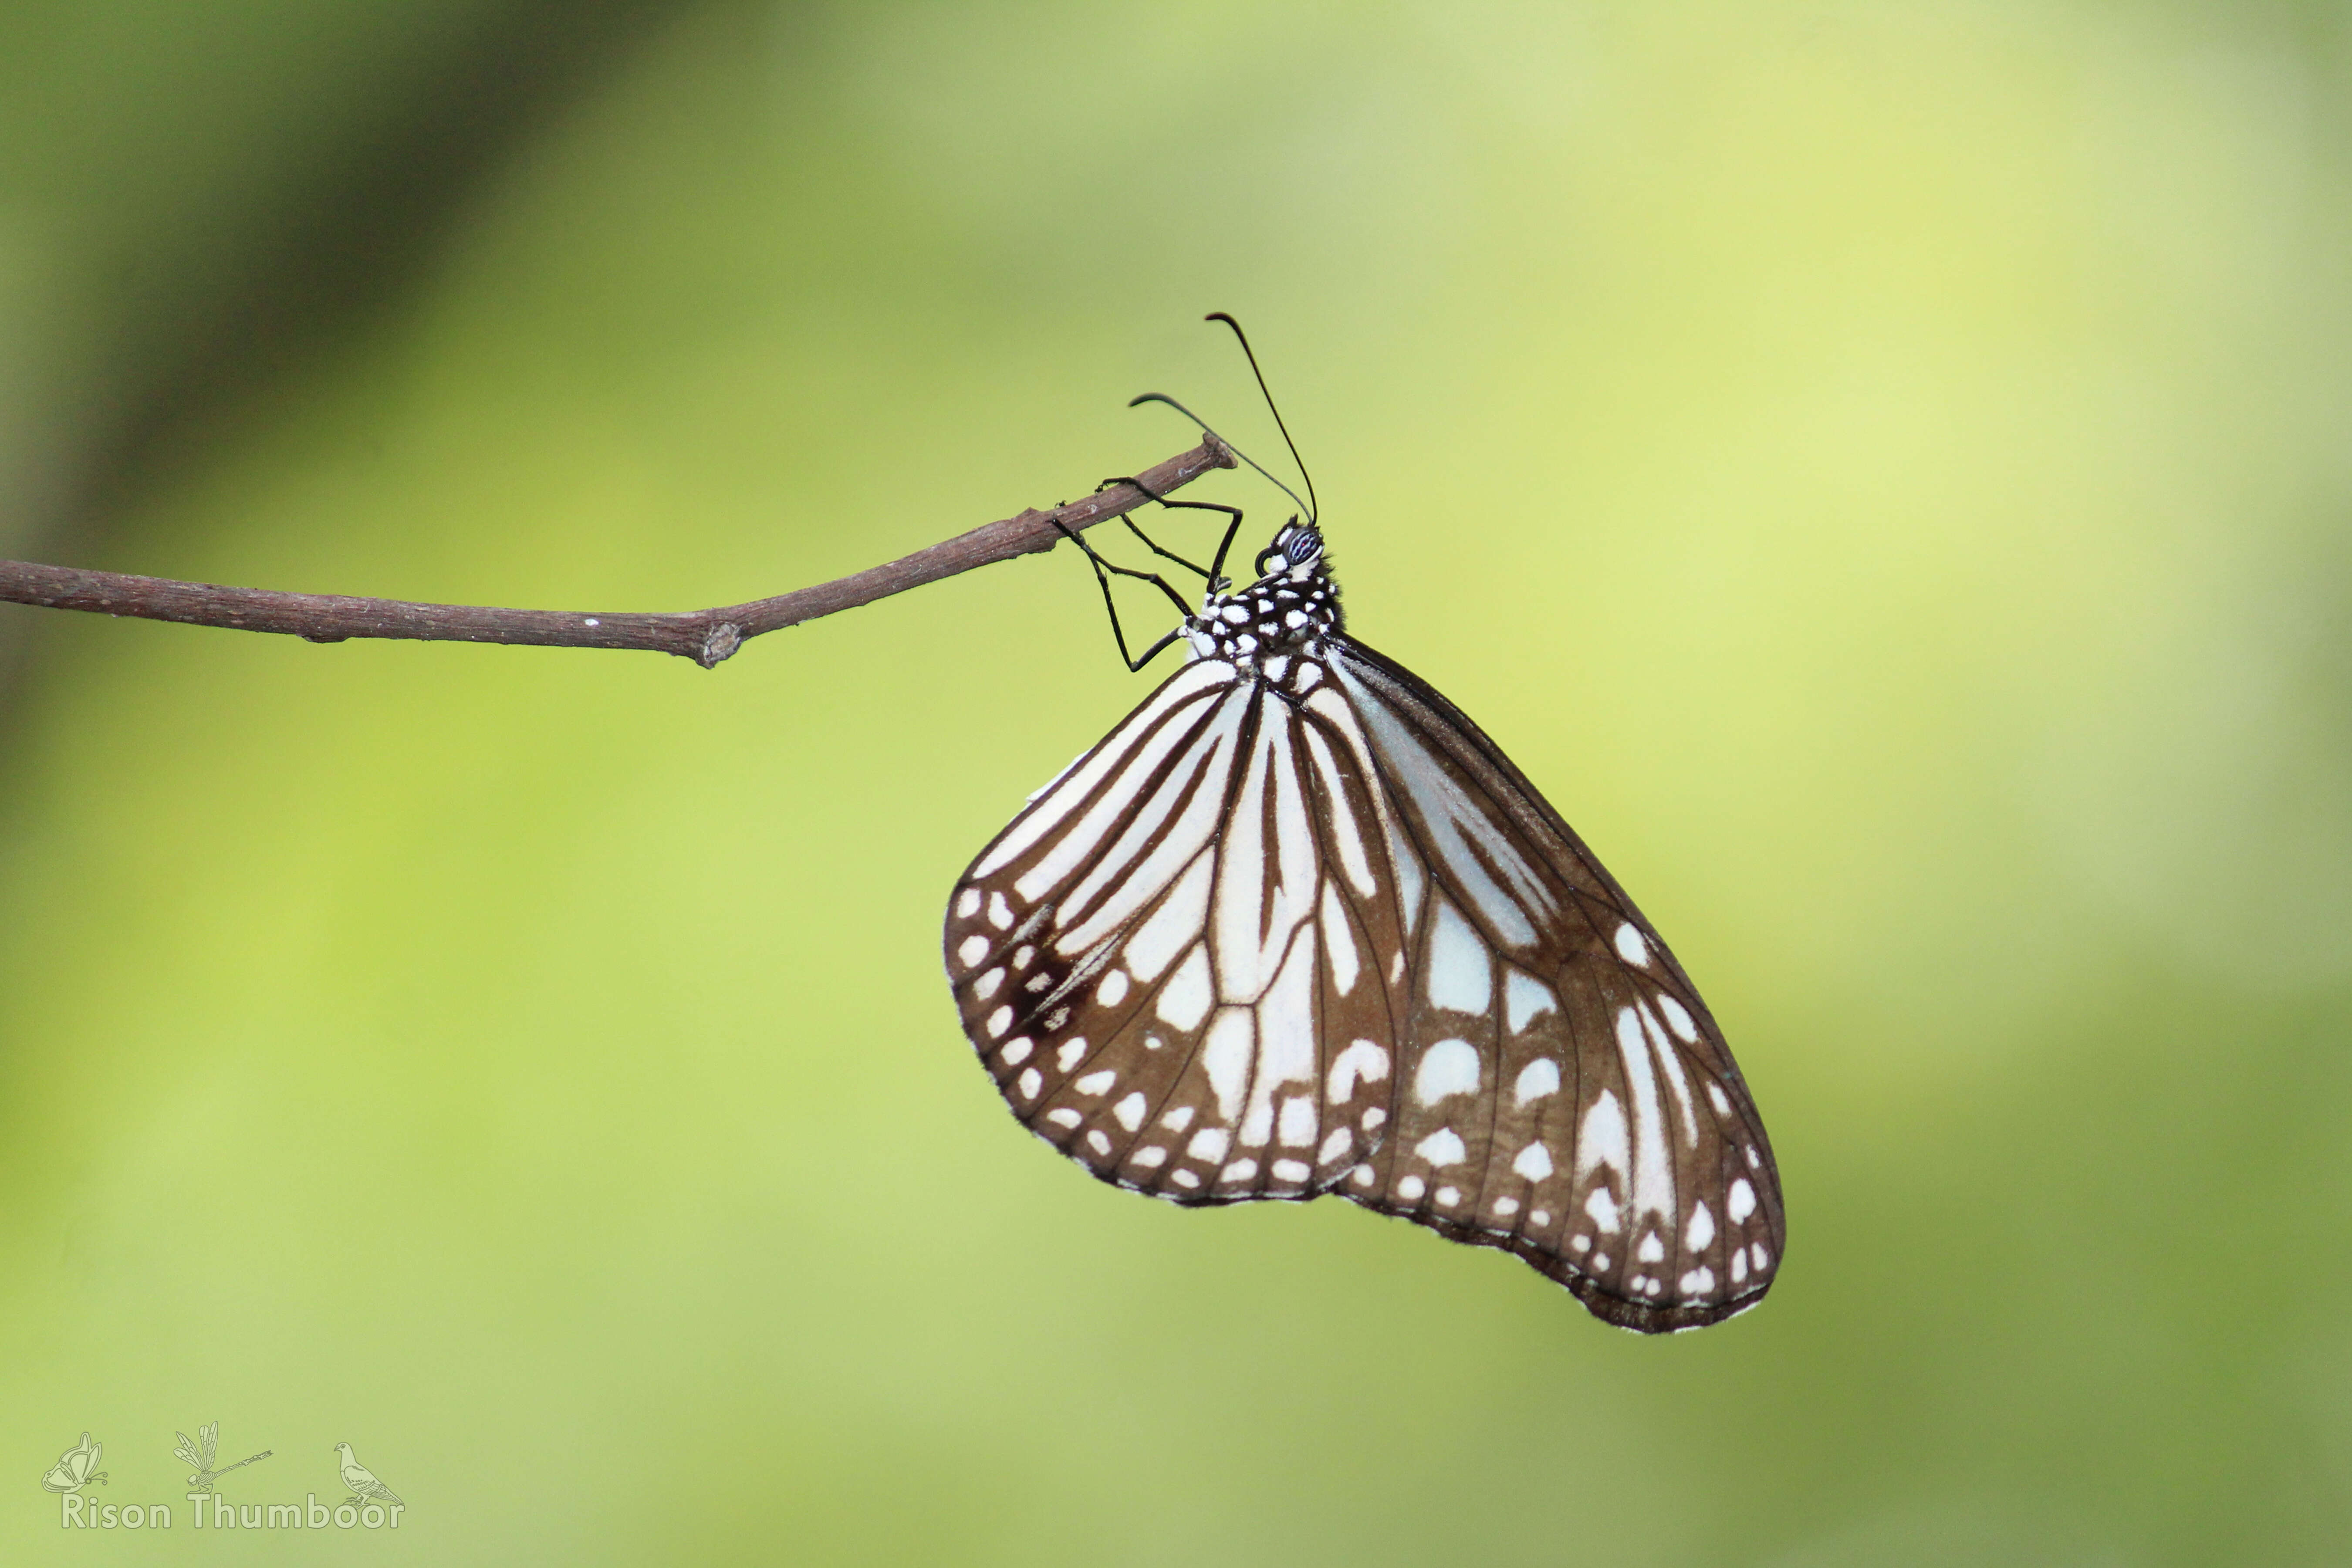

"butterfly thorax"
[1181,520,1343,685]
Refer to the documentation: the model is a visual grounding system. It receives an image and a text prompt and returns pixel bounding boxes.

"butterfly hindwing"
[1325,642,1784,1330]
[947,659,1395,1202]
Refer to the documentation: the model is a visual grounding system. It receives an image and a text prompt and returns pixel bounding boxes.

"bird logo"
[39,1433,107,1494]
[173,1422,271,1494]
[332,1443,402,1509]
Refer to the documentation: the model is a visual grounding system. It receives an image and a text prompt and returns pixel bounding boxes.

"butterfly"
[944,331,1782,1332]
[40,1432,106,1494]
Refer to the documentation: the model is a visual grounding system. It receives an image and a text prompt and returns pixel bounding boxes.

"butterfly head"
[1255,519,1325,581]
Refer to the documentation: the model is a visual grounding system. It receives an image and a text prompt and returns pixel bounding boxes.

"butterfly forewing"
[946,521,1782,1332]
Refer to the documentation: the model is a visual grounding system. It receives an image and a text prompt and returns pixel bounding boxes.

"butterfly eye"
[1284,527,1322,566]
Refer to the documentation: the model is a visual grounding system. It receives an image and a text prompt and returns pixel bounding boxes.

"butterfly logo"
[174,1421,272,1494]
[944,318,1785,1333]
[39,1432,107,1494]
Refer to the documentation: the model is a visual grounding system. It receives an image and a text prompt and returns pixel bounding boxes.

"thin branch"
[0,437,1235,669]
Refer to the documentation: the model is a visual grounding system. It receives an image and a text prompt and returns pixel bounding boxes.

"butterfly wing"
[946,657,1409,1202]
[946,633,1783,1333]
[1320,639,1784,1330]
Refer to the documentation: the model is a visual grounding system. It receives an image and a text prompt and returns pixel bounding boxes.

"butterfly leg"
[1051,518,1193,672]
[1096,476,1245,593]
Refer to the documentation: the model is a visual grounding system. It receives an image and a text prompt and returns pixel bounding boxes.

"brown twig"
[0,438,1235,669]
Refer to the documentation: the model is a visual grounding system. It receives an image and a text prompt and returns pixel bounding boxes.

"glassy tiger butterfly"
[944,333,1782,1332]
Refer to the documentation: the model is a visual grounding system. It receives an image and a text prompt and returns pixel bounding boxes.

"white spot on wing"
[1504,969,1557,1032]
[1277,1096,1318,1148]
[1613,922,1647,966]
[1186,1128,1230,1163]
[1397,1175,1426,1202]
[1656,993,1700,1043]
[1728,1177,1756,1223]
[1156,946,1213,1030]
[1415,1128,1467,1167]
[1686,1202,1716,1253]
[956,888,980,918]
[1202,1008,1254,1122]
[957,935,989,968]
[1318,1127,1353,1165]
[1412,1039,1482,1106]
[1319,881,1360,997]
[1513,1058,1561,1107]
[1575,1089,1629,1180]
[1584,1186,1621,1233]
[1326,1040,1390,1103]
[1427,901,1492,1014]
[975,969,1004,1000]
[1113,1092,1147,1131]
[1513,1142,1554,1182]
[1160,1105,1194,1132]
[1074,1069,1115,1096]
[988,892,1014,930]
[1097,970,1130,1007]
[1272,1158,1311,1183]
[1390,819,1426,936]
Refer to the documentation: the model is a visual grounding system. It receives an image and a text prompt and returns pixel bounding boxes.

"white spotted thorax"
[1179,520,1342,694]
[946,515,1784,1334]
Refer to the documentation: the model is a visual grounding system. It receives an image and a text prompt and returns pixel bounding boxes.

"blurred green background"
[2,1,2347,1561]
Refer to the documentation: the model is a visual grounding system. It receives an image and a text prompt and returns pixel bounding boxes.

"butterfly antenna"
[1127,392,1316,522]
[1204,312,1316,527]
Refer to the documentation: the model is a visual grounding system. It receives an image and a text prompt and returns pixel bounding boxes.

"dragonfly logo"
[175,1423,270,1494]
